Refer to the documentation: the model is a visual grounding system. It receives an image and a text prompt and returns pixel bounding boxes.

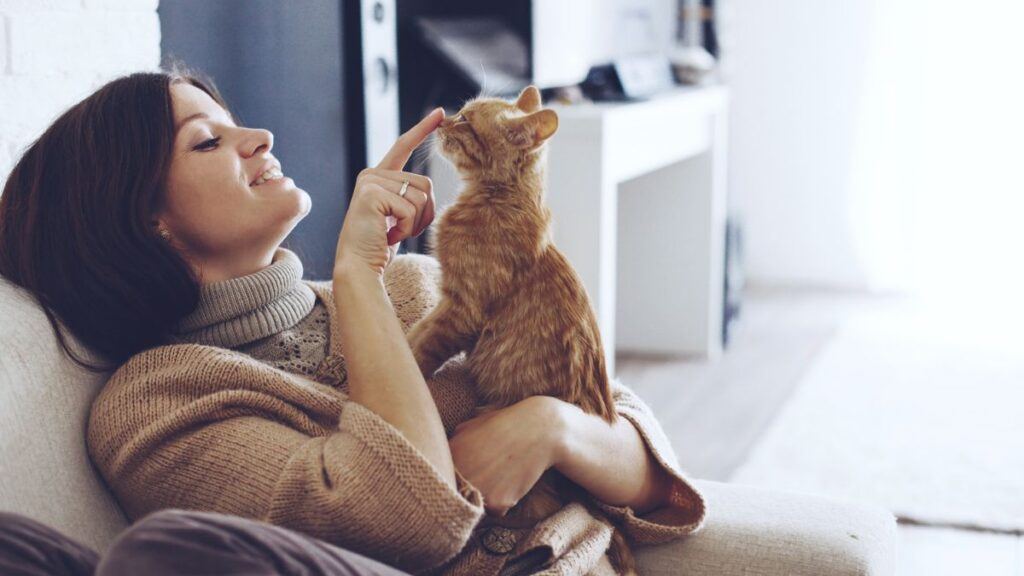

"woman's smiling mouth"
[251,166,284,186]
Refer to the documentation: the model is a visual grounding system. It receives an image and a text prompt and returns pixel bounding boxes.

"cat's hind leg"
[406,296,478,378]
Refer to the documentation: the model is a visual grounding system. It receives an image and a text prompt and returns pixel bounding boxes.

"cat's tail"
[578,333,616,423]
[607,528,638,576]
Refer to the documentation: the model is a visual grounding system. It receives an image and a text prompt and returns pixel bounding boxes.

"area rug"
[730,305,1024,533]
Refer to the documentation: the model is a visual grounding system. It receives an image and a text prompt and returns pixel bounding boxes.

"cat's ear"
[515,85,542,113]
[506,109,559,148]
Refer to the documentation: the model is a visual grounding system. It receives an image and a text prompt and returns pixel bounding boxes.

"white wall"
[727,0,1024,303]
[0,0,161,190]
[725,0,879,289]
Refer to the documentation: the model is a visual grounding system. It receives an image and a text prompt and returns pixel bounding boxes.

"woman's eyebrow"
[175,110,236,134]
[175,112,208,133]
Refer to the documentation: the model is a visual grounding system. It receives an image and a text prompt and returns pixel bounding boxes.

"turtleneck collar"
[172,247,317,349]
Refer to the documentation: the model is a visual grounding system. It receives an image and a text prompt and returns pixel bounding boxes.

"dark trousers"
[0,509,410,576]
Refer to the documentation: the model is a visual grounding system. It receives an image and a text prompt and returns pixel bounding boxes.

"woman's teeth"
[253,168,284,186]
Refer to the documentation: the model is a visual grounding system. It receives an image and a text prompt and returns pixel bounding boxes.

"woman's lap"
[2,508,689,575]
[0,509,408,576]
[0,512,99,576]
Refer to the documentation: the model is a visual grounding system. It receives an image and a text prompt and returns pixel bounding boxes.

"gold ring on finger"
[399,179,410,198]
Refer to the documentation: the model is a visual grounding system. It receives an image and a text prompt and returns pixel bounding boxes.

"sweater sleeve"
[586,379,707,544]
[264,399,485,569]
[86,356,484,572]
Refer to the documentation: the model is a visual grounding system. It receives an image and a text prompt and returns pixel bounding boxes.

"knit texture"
[238,301,331,378]
[170,248,333,378]
[171,248,317,348]
[86,253,706,575]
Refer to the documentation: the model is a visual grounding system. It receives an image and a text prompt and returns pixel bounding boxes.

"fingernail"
[432,107,445,117]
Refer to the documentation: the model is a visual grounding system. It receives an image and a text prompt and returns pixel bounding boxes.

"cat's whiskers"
[478,60,490,97]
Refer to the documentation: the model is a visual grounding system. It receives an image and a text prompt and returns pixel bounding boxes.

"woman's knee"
[96,509,276,576]
[97,509,410,576]
[0,511,99,576]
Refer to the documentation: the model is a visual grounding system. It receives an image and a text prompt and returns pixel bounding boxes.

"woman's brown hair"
[0,61,235,372]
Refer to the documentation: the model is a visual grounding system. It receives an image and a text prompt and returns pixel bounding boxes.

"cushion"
[635,479,898,575]
[0,277,128,552]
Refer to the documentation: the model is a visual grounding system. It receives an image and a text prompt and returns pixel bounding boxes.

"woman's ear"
[150,216,174,241]
[515,85,542,113]
[506,109,559,148]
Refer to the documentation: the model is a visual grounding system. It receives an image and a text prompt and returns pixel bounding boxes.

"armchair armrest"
[634,479,897,576]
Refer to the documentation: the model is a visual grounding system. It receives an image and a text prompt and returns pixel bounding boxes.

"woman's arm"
[553,400,675,514]
[447,394,672,516]
[448,386,706,540]
[331,108,455,488]
[334,266,456,488]
[87,352,484,572]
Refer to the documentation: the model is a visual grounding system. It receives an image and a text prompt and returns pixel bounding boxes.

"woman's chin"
[260,183,310,216]
[296,189,312,217]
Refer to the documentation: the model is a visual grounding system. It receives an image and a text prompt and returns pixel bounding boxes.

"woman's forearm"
[554,403,674,514]
[332,266,456,489]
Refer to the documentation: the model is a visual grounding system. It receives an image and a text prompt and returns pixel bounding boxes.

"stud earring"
[158,228,172,242]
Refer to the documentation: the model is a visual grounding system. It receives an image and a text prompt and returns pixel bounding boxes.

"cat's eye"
[453,113,467,123]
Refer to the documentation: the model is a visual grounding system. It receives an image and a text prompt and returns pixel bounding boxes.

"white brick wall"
[0,0,161,189]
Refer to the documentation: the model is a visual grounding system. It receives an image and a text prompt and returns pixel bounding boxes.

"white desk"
[428,86,729,376]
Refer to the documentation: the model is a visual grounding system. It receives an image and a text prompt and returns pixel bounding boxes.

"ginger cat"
[406,86,635,575]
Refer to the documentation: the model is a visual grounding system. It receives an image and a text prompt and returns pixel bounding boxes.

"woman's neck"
[193,247,277,284]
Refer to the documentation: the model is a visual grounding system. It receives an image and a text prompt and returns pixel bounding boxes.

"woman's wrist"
[547,397,579,470]
[549,397,674,513]
[333,259,383,289]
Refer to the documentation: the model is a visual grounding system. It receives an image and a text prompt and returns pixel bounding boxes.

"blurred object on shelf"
[674,0,720,85]
[543,85,586,106]
[678,0,719,56]
[669,45,718,85]
[580,54,675,102]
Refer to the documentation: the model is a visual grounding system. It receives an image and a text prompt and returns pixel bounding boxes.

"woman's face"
[157,82,311,282]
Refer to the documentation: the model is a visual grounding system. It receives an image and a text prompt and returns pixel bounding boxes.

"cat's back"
[434,191,548,271]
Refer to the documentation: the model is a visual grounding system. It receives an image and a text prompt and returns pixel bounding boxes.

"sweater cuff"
[589,395,706,544]
[340,400,485,546]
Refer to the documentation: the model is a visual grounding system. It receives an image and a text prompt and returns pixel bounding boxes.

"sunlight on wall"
[851,0,1024,324]
[731,0,1024,321]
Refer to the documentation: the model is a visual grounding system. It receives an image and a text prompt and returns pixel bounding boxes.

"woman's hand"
[333,108,444,279]
[449,396,568,517]
[454,394,675,517]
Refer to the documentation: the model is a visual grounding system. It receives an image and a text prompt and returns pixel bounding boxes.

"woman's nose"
[247,128,273,156]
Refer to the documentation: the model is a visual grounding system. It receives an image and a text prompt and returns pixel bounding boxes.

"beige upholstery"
[0,277,128,552]
[635,480,897,575]
[0,276,896,573]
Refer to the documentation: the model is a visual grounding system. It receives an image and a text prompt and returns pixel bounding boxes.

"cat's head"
[436,86,558,174]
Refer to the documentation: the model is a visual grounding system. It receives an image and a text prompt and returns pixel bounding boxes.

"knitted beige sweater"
[86,253,706,575]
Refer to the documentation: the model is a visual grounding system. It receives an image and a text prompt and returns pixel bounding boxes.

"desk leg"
[616,146,725,359]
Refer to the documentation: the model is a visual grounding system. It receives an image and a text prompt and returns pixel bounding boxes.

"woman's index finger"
[375,107,445,171]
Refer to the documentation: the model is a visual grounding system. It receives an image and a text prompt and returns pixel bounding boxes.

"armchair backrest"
[0,277,128,552]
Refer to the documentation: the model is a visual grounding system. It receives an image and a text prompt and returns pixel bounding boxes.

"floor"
[615,288,1022,576]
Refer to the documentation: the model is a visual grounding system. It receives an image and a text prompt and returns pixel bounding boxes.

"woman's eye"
[195,136,221,151]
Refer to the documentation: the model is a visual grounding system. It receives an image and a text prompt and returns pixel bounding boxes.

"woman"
[0,64,705,574]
